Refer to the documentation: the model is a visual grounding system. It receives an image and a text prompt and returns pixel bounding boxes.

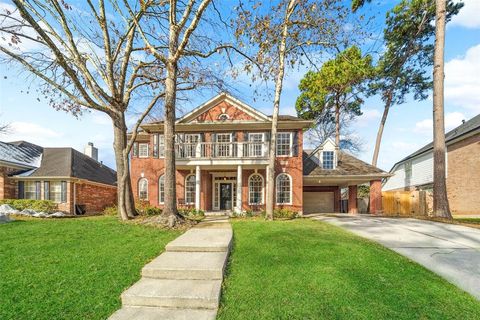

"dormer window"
[322,151,334,169]
[218,113,229,121]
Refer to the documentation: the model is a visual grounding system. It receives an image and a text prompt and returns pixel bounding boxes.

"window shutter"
[61,181,67,203]
[292,131,299,157]
[35,181,41,200]
[153,134,159,158]
[133,142,139,157]
[44,181,50,200]
[18,181,24,199]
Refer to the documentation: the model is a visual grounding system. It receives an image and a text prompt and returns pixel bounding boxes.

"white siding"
[383,151,434,190]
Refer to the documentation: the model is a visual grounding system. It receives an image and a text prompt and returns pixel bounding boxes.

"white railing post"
[236,165,242,213]
[238,142,244,158]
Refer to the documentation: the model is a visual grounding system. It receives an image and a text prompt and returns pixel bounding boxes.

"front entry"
[220,183,233,210]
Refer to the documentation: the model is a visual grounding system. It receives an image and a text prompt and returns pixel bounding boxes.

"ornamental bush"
[0,199,58,213]
[272,208,298,220]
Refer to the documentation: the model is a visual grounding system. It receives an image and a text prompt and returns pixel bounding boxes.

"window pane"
[139,144,149,157]
[276,132,291,156]
[322,151,334,169]
[249,174,263,204]
[216,134,231,157]
[276,174,291,204]
[50,181,62,203]
[138,178,148,200]
[24,181,37,200]
[159,135,165,157]
[185,175,196,204]
[248,133,264,157]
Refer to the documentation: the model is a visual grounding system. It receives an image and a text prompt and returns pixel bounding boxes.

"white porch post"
[195,165,201,211]
[236,165,242,212]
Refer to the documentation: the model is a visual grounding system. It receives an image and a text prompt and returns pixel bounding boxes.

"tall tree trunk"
[334,101,340,146]
[265,0,297,221]
[432,0,451,219]
[371,91,393,167]
[112,114,136,220]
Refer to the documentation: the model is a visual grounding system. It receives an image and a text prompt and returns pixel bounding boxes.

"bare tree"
[432,0,451,219]
[234,0,351,220]
[0,0,168,220]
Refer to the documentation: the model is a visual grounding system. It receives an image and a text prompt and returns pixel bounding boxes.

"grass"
[455,218,480,225]
[0,216,180,320]
[217,219,480,320]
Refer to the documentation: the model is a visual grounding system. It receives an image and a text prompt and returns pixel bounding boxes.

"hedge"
[0,199,58,213]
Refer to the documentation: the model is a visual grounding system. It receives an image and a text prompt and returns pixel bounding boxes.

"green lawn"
[455,218,480,225]
[217,219,480,320]
[0,216,180,320]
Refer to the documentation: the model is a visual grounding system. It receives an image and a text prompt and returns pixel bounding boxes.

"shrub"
[178,207,205,218]
[135,202,162,216]
[102,205,118,216]
[0,199,58,213]
[272,208,298,220]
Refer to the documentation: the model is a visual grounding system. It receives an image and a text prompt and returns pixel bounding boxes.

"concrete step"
[166,228,232,252]
[109,306,217,320]
[142,251,228,280]
[122,278,222,309]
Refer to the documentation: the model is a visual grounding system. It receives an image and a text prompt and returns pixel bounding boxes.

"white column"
[236,165,242,212]
[195,165,201,211]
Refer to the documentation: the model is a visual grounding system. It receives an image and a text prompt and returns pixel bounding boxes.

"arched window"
[138,178,148,200]
[185,174,196,204]
[158,175,165,204]
[276,174,291,204]
[218,113,229,121]
[249,174,264,205]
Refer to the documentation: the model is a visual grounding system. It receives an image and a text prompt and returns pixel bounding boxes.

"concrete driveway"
[313,215,480,300]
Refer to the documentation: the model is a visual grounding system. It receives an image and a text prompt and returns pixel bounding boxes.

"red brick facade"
[0,167,17,199]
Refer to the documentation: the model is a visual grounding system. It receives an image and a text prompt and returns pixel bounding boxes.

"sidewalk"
[110,216,232,319]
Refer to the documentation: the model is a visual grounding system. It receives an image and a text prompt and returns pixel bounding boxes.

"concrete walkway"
[313,215,480,300]
[110,216,232,320]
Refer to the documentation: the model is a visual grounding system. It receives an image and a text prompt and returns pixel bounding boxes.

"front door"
[220,183,232,210]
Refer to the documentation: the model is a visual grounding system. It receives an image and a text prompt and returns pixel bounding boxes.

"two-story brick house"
[131,93,389,214]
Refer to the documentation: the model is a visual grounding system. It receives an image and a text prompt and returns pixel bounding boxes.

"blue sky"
[0,0,478,171]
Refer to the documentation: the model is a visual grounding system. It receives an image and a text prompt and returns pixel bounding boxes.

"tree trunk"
[334,101,340,147]
[371,92,393,167]
[112,114,136,220]
[432,0,451,219]
[265,0,297,221]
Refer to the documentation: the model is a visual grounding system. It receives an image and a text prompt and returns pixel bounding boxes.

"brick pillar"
[333,187,341,213]
[348,185,358,214]
[369,180,382,214]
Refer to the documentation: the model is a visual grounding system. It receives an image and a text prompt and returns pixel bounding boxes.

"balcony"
[174,141,269,165]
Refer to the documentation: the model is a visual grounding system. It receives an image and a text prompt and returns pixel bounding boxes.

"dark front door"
[220,183,232,210]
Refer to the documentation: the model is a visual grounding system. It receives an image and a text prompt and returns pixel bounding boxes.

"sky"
[0,0,479,171]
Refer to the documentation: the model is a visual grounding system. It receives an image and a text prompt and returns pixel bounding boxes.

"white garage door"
[303,192,334,214]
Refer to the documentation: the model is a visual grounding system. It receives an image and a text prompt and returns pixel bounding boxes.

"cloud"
[414,112,465,134]
[445,44,480,112]
[451,0,480,29]
[7,121,62,143]
[355,108,381,127]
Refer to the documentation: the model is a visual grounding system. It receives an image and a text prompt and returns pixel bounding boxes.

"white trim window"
[138,178,148,200]
[276,132,292,156]
[24,181,37,200]
[248,133,264,157]
[216,133,232,157]
[138,143,149,158]
[248,174,264,205]
[184,134,200,158]
[158,134,165,158]
[49,181,63,203]
[276,173,292,204]
[158,175,165,204]
[322,151,334,169]
[185,174,196,204]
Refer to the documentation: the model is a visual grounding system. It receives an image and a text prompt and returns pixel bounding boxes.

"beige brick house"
[383,114,480,216]
[0,141,117,214]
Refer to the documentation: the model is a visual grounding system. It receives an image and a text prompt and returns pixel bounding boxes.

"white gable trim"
[176,92,270,123]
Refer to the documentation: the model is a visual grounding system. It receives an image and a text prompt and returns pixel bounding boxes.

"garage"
[303,191,334,214]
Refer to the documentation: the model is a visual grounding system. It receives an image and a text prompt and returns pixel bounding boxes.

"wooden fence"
[382,191,427,216]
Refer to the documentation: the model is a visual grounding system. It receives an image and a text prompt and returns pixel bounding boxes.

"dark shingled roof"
[0,141,43,168]
[269,115,303,121]
[303,150,387,176]
[393,113,480,166]
[19,148,117,186]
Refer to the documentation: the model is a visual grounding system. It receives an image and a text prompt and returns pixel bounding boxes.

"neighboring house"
[383,114,480,215]
[0,141,117,214]
[130,93,389,214]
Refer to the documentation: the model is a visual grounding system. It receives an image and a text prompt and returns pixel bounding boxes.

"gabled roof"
[389,113,480,171]
[303,150,388,177]
[0,141,43,169]
[14,148,117,186]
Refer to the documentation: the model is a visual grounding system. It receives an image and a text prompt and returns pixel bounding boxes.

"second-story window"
[276,132,292,156]
[322,151,334,169]
[159,135,165,157]
[248,133,264,157]
[139,143,149,158]
[216,133,231,157]
[184,134,200,158]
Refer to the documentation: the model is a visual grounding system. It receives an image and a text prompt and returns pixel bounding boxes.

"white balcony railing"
[174,141,269,159]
